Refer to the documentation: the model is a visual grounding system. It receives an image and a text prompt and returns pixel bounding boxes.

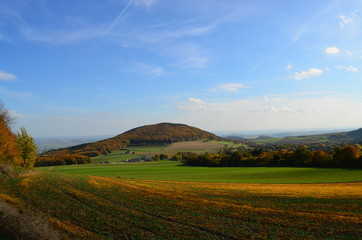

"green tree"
[16,127,37,168]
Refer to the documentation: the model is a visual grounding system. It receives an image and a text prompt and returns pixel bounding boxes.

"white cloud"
[175,94,362,132]
[188,97,205,105]
[337,65,358,72]
[134,0,156,6]
[217,83,246,92]
[345,66,358,72]
[339,12,356,28]
[291,68,324,80]
[0,70,16,81]
[178,97,206,111]
[324,46,340,55]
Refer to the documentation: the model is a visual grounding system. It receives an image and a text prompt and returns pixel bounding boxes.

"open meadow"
[42,160,362,183]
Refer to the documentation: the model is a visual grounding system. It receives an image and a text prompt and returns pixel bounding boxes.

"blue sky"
[1,0,361,137]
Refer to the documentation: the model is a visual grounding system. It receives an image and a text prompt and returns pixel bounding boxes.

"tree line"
[174,144,362,168]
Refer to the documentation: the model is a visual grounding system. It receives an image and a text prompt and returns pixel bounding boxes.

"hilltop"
[118,122,219,145]
[46,123,220,156]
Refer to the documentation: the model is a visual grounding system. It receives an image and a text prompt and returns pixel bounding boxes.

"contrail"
[107,0,135,33]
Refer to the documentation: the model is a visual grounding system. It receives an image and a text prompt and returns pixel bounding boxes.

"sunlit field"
[0,172,360,239]
[41,160,362,183]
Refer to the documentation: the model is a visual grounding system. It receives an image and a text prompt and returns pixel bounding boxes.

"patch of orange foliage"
[48,217,98,239]
[0,193,22,205]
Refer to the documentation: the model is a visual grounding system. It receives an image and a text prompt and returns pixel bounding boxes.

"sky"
[0,0,361,137]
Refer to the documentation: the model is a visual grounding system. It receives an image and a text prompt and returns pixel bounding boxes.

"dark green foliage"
[180,145,362,168]
[35,154,91,167]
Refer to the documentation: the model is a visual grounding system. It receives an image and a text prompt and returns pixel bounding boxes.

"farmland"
[42,160,362,183]
[90,140,239,164]
[0,172,361,239]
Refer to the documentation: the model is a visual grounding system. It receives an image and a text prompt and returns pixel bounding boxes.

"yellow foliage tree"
[16,128,37,168]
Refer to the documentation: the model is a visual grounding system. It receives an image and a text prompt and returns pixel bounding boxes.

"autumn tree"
[310,150,330,167]
[16,127,37,168]
[0,102,21,169]
[0,101,15,127]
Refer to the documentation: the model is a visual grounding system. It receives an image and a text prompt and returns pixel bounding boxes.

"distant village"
[99,156,153,164]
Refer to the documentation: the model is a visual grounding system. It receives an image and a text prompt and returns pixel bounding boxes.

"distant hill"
[119,123,219,145]
[323,128,362,143]
[255,135,274,140]
[35,135,112,153]
[45,123,220,156]
[224,136,245,140]
[252,128,362,145]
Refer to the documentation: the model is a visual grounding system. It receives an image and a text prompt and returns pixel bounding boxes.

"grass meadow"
[41,160,362,183]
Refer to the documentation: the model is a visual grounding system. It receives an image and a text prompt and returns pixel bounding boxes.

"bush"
[0,164,13,176]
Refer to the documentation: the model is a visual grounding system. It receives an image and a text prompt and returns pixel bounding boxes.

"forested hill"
[45,123,220,156]
[116,122,219,145]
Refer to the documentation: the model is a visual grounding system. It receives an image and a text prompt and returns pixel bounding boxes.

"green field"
[1,171,361,239]
[90,150,143,163]
[90,140,234,163]
[42,160,362,183]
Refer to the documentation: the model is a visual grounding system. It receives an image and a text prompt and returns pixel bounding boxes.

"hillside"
[252,128,362,145]
[118,123,219,145]
[46,123,220,156]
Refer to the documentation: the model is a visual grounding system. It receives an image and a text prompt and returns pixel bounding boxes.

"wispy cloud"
[216,83,247,92]
[174,44,209,69]
[134,0,157,7]
[286,63,293,70]
[291,68,324,80]
[0,87,34,99]
[107,0,135,33]
[132,62,165,76]
[291,2,338,44]
[337,65,358,72]
[169,25,215,38]
[178,97,233,113]
[178,97,206,111]
[339,11,357,28]
[21,26,106,44]
[324,46,340,55]
[0,70,16,81]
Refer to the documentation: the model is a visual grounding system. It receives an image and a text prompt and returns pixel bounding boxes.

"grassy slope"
[42,161,362,183]
[0,172,360,240]
[90,150,142,164]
